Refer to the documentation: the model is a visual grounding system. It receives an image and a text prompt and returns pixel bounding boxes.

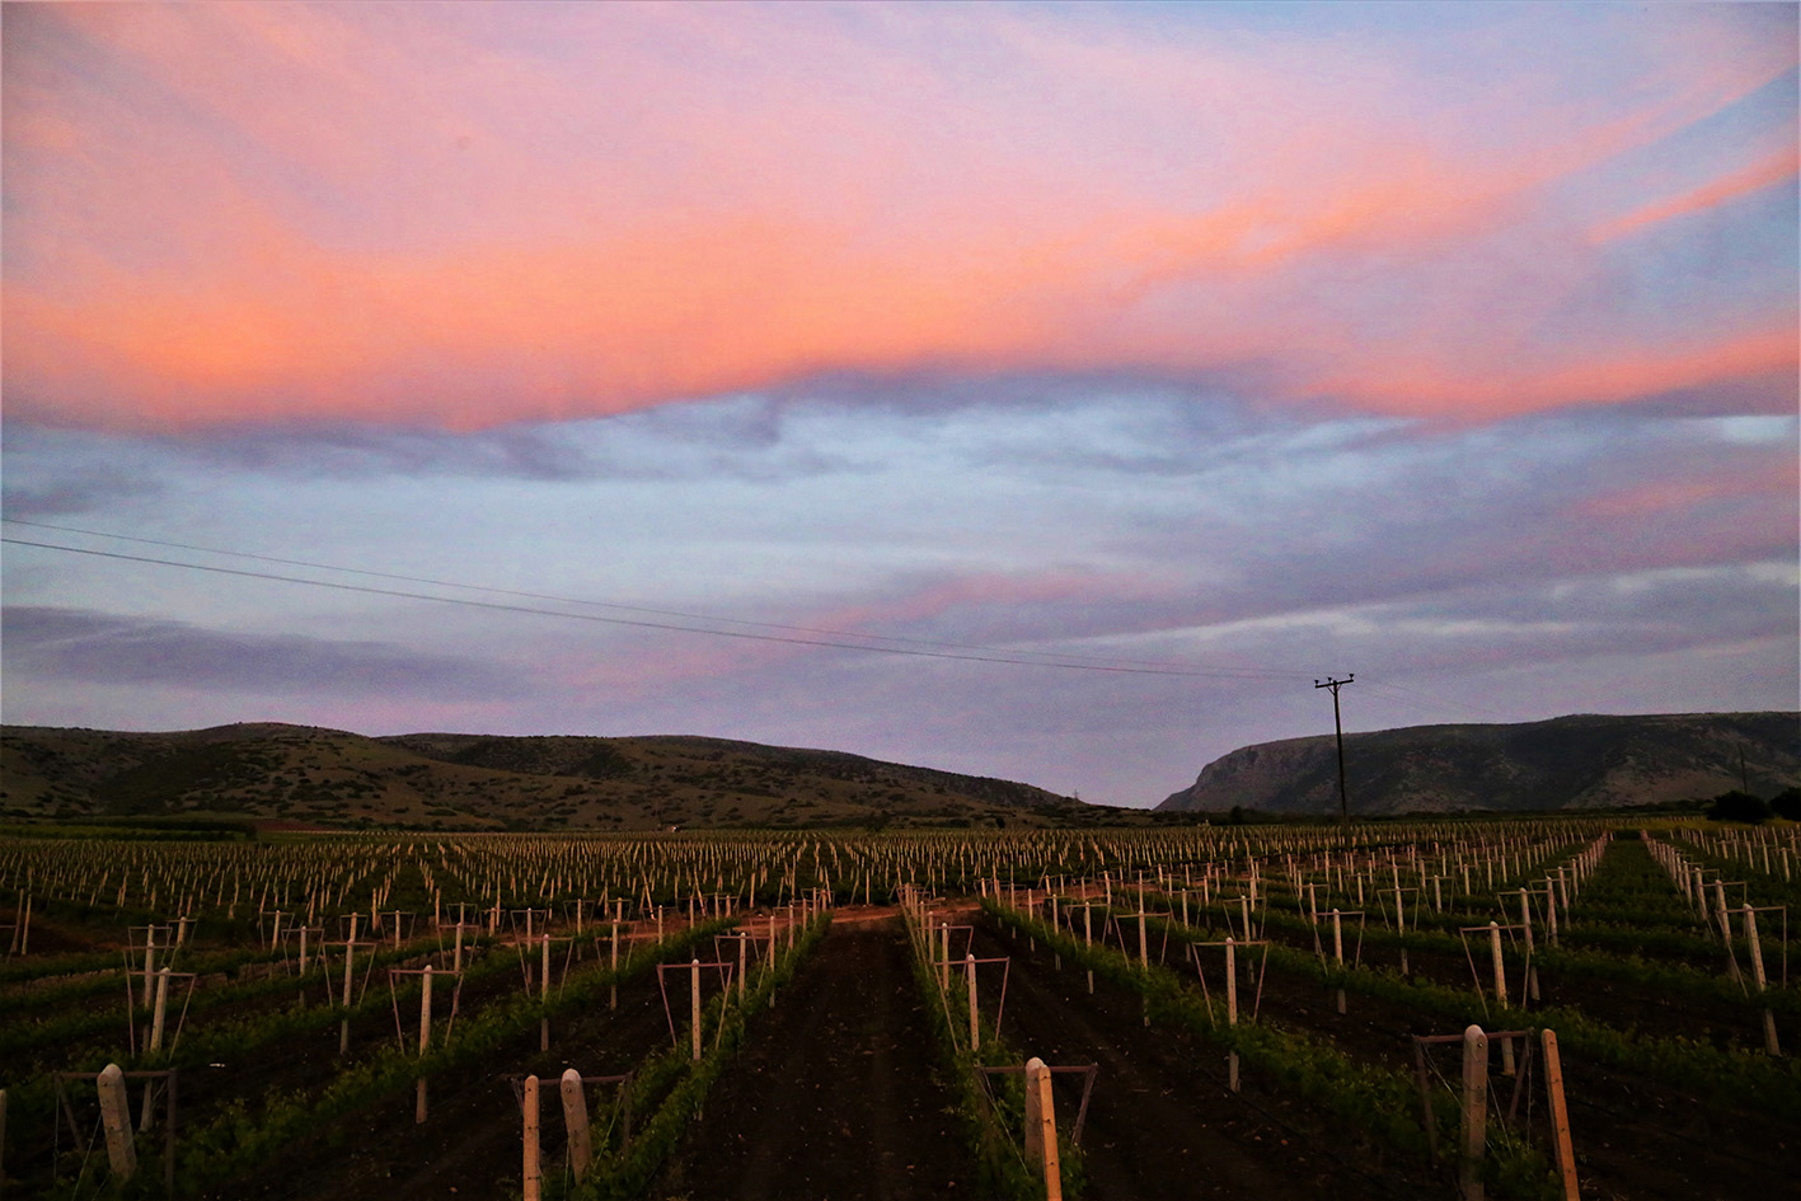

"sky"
[3,2,1797,808]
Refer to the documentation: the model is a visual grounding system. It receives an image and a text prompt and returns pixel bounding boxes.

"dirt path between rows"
[1025,904,1797,1201]
[648,918,979,1200]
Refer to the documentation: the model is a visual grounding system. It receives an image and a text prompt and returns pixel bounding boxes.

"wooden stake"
[1460,1025,1488,1201]
[1331,907,1346,1014]
[522,1074,541,1201]
[1225,938,1238,1026]
[1084,905,1094,994]
[97,1064,137,1181]
[149,967,171,1053]
[965,953,980,1051]
[1541,1030,1578,1201]
[1739,905,1782,1055]
[142,925,156,1004]
[1487,921,1508,1008]
[1024,1057,1063,1201]
[540,934,552,1052]
[417,965,432,1123]
[560,1069,592,1183]
[690,958,702,1062]
[339,938,355,1055]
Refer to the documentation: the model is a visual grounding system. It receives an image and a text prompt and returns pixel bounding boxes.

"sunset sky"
[4,2,1796,807]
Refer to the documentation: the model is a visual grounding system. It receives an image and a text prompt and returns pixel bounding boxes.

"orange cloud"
[1310,328,1799,421]
[1577,461,1798,521]
[1591,147,1801,243]
[4,4,1794,432]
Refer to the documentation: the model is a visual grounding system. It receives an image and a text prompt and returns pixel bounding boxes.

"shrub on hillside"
[1707,790,1772,823]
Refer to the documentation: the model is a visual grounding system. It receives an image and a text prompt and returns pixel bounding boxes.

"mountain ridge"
[0,722,1110,830]
[1157,710,1801,815]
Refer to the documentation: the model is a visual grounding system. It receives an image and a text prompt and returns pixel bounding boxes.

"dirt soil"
[208,959,678,1201]
[648,917,979,1201]
[1059,909,1797,1201]
[968,915,1444,1201]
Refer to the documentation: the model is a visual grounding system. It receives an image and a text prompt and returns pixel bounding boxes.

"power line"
[3,517,1308,681]
[1314,673,1354,831]
[3,535,1309,681]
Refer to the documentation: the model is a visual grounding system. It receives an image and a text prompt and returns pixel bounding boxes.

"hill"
[1157,711,1801,816]
[0,722,1131,831]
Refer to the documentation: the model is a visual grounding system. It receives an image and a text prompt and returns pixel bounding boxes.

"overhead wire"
[4,517,1309,681]
[3,534,1313,681]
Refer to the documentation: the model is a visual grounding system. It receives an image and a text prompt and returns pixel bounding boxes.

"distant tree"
[1229,804,1246,826]
[1770,787,1801,821]
[1707,790,1772,823]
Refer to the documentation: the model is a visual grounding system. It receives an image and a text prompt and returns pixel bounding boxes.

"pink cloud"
[1590,147,1801,243]
[542,568,1177,699]
[1308,328,1799,421]
[1575,458,1800,521]
[4,4,1793,431]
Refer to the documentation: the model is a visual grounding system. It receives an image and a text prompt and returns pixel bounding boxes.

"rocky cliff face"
[1157,711,1801,815]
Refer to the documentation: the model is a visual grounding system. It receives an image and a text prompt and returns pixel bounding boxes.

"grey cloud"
[1,472,162,518]
[2,606,525,699]
[104,399,848,484]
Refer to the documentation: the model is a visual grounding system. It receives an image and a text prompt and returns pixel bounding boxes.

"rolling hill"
[0,722,1127,831]
[1157,711,1801,816]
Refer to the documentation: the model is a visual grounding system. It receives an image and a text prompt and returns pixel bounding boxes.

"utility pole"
[1315,674,1354,833]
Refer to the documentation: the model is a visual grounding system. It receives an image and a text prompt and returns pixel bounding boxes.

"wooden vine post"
[416,964,433,1123]
[1225,936,1241,1092]
[1460,1024,1489,1201]
[1139,906,1152,1027]
[737,929,749,1002]
[1487,921,1508,1008]
[540,933,552,1052]
[690,957,703,1062]
[97,1063,137,1182]
[1541,1029,1579,1201]
[1742,904,1782,1056]
[1519,890,1540,1004]
[338,917,369,1055]
[148,966,172,1053]
[1022,1057,1063,1201]
[522,1073,541,1201]
[560,1068,593,1183]
[1083,904,1095,994]
[965,952,981,1050]
[1331,907,1346,1014]
[611,901,622,1010]
[140,925,157,1010]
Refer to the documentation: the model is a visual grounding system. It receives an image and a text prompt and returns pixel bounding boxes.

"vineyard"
[0,818,1795,1200]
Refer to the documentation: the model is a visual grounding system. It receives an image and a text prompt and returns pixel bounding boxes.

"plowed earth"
[1039,910,1795,1201]
[648,916,977,1200]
